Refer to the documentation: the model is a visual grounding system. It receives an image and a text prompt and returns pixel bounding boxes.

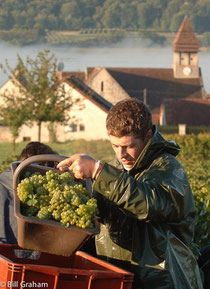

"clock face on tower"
[183,67,192,76]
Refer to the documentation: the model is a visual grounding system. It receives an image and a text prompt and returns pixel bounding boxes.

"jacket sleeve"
[93,155,195,223]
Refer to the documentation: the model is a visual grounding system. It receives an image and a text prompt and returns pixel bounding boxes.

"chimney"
[55,71,63,82]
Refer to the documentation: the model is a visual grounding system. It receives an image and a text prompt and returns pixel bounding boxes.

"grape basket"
[12,154,100,256]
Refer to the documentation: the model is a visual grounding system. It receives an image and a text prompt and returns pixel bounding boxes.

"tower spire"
[173,16,200,79]
[173,16,200,52]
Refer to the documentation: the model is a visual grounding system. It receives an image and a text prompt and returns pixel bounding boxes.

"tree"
[1,49,77,142]
[0,89,29,153]
[137,2,160,29]
[0,9,13,30]
[192,0,210,33]
[170,12,185,32]
[120,4,137,29]
[201,32,210,46]
[101,2,122,28]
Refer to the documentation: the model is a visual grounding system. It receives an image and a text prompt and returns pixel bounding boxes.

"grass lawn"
[0,139,115,165]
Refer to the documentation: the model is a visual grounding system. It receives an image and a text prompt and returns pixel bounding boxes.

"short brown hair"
[18,142,58,167]
[106,98,152,139]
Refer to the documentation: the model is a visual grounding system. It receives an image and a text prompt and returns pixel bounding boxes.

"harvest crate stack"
[0,244,133,289]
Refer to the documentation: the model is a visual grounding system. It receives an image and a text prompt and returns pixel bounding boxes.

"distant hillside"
[0,0,209,46]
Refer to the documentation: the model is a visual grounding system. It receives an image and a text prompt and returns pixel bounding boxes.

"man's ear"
[144,129,153,144]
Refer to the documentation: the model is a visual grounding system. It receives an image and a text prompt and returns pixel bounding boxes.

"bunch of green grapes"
[17,170,99,229]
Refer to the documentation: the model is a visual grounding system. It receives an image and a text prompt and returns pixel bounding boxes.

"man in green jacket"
[57,98,203,289]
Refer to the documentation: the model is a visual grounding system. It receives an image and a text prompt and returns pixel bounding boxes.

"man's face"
[109,133,148,169]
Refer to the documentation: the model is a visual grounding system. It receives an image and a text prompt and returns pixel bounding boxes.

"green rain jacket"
[92,126,203,289]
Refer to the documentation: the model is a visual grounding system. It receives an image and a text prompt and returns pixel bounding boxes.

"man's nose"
[118,147,127,159]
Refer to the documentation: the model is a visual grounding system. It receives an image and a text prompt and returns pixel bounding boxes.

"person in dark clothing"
[57,99,203,289]
[198,245,210,289]
[0,142,57,244]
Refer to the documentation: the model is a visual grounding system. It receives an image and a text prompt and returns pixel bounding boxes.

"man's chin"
[122,162,134,170]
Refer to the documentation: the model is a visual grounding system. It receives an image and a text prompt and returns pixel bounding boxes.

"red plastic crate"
[0,244,134,289]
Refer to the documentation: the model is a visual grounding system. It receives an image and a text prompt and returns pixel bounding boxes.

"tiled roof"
[162,98,210,126]
[62,71,86,81]
[85,67,103,82]
[57,68,99,83]
[85,67,97,79]
[105,67,203,109]
[66,76,112,113]
[173,16,200,52]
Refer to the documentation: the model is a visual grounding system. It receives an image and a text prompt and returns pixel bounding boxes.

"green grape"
[37,206,51,220]
[21,204,38,217]
[17,178,34,202]
[17,170,99,229]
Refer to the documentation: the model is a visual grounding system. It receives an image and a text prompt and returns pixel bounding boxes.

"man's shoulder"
[150,152,182,170]
[0,169,13,195]
[0,168,12,182]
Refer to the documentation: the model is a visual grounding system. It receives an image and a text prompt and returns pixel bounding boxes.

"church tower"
[173,16,200,79]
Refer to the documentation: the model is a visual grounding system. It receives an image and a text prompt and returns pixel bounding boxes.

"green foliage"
[0,142,27,165]
[0,154,18,173]
[0,82,30,152]
[46,29,125,46]
[185,160,210,249]
[170,12,186,32]
[163,134,210,160]
[163,133,210,250]
[201,32,210,47]
[159,126,210,135]
[0,0,209,46]
[0,28,42,45]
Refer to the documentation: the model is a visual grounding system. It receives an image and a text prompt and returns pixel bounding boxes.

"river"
[0,40,209,93]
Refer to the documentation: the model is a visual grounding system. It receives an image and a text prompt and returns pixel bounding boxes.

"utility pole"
[143,88,147,105]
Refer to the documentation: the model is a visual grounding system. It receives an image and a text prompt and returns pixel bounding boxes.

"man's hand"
[57,154,99,179]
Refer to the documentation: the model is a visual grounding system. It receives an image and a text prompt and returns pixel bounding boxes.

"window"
[179,52,184,65]
[70,123,77,132]
[65,123,84,132]
[79,124,85,131]
[189,52,193,65]
[23,137,31,141]
[101,81,104,92]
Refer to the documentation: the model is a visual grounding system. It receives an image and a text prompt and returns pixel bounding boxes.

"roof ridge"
[67,75,112,112]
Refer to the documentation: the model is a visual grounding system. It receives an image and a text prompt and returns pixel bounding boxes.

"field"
[0,139,115,165]
[0,134,209,252]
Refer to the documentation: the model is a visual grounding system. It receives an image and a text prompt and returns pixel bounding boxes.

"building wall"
[0,126,12,142]
[87,68,129,105]
[0,122,54,143]
[0,79,21,106]
[59,82,108,141]
[0,79,51,142]
[0,81,109,142]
